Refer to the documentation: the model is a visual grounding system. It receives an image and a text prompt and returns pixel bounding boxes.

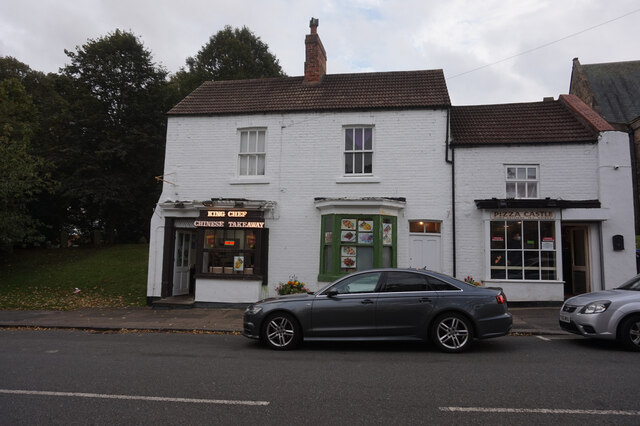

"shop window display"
[201,229,258,276]
[320,214,396,281]
[490,220,556,280]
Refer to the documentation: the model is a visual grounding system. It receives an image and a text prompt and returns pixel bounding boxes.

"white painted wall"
[148,109,452,301]
[596,131,636,289]
[453,131,636,301]
[195,278,263,303]
[454,143,600,286]
[149,108,636,304]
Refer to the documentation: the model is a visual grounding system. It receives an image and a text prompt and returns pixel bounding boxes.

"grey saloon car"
[559,274,640,351]
[243,269,512,352]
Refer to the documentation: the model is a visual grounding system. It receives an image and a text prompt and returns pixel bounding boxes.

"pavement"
[0,305,566,335]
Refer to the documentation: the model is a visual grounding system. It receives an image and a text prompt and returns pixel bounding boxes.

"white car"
[559,274,640,351]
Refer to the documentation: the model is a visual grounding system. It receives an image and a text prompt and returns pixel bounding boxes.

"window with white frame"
[506,165,538,198]
[239,129,266,176]
[344,127,373,175]
[489,220,557,280]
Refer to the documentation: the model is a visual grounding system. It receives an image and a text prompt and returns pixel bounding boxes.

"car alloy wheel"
[619,315,640,352]
[262,313,301,350]
[431,313,473,353]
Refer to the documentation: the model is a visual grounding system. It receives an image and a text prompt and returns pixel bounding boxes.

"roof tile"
[168,70,451,115]
[450,99,600,146]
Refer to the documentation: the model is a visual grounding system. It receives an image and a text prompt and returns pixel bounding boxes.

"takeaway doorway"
[172,230,196,296]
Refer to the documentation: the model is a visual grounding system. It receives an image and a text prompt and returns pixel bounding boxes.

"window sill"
[229,177,270,185]
[335,176,380,184]
[196,273,263,281]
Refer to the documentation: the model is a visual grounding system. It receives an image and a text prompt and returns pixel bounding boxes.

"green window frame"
[319,214,397,282]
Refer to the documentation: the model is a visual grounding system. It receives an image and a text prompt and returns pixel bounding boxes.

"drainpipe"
[444,107,456,276]
[628,128,639,236]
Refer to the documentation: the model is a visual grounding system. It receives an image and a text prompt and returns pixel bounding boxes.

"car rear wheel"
[431,313,473,353]
[619,315,640,352]
[262,313,301,350]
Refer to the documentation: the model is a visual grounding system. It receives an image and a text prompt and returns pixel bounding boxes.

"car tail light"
[496,294,507,304]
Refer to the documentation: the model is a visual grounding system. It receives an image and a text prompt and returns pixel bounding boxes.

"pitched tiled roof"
[450,98,601,146]
[559,94,615,132]
[167,70,450,115]
[581,60,640,124]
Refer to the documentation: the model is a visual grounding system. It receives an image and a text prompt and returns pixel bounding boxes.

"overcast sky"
[1,0,639,105]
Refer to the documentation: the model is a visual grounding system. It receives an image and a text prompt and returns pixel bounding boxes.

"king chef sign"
[194,209,265,229]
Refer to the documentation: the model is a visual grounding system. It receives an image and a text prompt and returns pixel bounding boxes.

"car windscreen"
[617,275,640,291]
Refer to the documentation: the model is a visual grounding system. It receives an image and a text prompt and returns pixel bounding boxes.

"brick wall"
[150,109,451,295]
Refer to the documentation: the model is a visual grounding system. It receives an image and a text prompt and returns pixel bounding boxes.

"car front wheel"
[619,315,640,352]
[431,313,474,353]
[262,313,301,350]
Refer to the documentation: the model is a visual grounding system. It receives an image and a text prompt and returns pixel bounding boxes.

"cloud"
[1,0,639,104]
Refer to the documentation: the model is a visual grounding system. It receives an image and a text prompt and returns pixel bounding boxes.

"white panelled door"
[409,235,441,272]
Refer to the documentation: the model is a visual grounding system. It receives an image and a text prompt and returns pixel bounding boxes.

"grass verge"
[0,244,148,310]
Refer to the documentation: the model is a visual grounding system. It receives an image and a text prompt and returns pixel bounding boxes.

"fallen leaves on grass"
[0,286,140,311]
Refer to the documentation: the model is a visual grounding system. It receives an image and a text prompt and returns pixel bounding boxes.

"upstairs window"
[239,129,266,176]
[506,165,538,198]
[344,127,373,175]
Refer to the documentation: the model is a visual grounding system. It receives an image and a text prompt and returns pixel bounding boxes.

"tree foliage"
[0,78,51,251]
[61,29,171,242]
[0,25,285,249]
[0,57,79,244]
[171,25,285,99]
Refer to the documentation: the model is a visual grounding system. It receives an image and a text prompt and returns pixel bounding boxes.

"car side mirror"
[325,290,339,297]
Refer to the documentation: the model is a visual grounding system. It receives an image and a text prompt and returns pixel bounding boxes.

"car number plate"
[559,314,571,323]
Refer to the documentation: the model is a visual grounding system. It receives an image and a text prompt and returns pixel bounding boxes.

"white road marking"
[536,335,551,341]
[440,407,640,416]
[0,389,269,406]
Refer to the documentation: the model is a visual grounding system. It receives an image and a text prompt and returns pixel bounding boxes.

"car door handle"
[419,298,432,303]
[361,299,374,304]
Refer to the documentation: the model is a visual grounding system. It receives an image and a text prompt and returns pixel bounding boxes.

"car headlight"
[245,305,262,315]
[580,301,611,314]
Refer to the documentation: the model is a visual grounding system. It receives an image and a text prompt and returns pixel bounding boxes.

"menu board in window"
[341,231,356,242]
[358,233,374,244]
[383,223,393,246]
[358,220,373,232]
[341,219,356,230]
[341,246,357,256]
[341,257,356,268]
[234,256,244,272]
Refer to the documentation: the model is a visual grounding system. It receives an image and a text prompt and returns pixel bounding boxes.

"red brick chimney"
[304,18,326,84]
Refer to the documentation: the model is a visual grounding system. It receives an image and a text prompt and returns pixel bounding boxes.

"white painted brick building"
[147,21,636,306]
[451,96,636,301]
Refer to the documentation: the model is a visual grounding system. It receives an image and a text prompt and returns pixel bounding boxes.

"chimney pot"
[310,18,319,33]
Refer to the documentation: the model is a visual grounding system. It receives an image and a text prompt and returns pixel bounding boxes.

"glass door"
[570,226,590,295]
[173,231,195,296]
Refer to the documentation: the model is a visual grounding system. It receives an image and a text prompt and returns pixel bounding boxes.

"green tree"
[170,25,285,99]
[61,29,171,242]
[0,57,76,244]
[0,78,51,251]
